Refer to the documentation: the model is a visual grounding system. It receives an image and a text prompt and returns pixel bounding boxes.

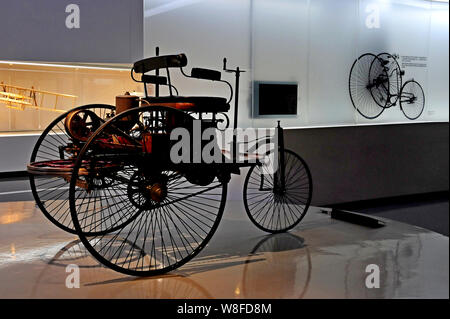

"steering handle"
[223,58,246,74]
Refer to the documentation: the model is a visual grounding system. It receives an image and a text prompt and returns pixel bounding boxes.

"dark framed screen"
[254,82,298,116]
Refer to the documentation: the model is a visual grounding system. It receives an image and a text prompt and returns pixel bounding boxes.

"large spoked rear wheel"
[29,104,114,234]
[243,149,312,233]
[69,106,228,276]
[349,53,388,119]
[400,80,425,120]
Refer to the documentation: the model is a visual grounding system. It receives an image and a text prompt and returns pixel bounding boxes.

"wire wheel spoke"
[400,80,425,120]
[244,149,312,233]
[28,104,115,234]
[349,53,387,119]
[69,106,227,276]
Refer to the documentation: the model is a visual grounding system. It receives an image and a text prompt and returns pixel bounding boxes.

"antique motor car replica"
[27,52,313,276]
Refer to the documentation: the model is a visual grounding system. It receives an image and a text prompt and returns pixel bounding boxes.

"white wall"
[428,1,450,120]
[0,134,38,172]
[306,0,359,126]
[251,0,309,127]
[144,0,253,128]
[355,0,430,124]
[143,0,449,128]
[141,0,449,201]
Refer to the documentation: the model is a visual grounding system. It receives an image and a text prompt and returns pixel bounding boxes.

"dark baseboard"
[326,191,449,210]
[0,171,29,179]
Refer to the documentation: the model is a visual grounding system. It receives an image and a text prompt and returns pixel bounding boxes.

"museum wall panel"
[427,2,450,120]
[305,0,359,126]
[141,0,449,202]
[0,1,146,170]
[0,62,142,132]
[143,0,449,128]
[284,122,449,205]
[250,0,309,126]
[144,0,253,128]
[0,0,143,63]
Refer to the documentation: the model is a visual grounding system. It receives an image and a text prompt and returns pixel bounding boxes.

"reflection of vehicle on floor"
[349,52,425,120]
[242,233,311,298]
[27,50,313,276]
[35,239,213,298]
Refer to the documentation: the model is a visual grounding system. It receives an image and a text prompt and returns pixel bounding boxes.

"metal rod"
[233,67,240,132]
[278,121,286,190]
[166,67,173,96]
[232,67,240,162]
[155,47,160,97]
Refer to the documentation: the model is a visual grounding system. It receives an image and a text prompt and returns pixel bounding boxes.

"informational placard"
[401,56,428,68]
[0,0,143,63]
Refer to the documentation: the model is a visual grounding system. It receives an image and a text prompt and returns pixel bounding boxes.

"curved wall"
[283,122,449,205]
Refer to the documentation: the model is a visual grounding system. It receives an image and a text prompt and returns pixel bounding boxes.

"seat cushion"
[146,96,229,112]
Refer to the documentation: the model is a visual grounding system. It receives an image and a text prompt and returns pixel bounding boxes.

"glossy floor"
[0,200,448,298]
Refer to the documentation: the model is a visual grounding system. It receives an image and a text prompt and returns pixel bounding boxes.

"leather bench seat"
[145,96,229,112]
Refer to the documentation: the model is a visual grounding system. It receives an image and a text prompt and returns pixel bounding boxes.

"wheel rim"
[349,53,387,119]
[69,106,228,276]
[29,104,114,234]
[369,55,390,108]
[400,80,425,120]
[71,171,227,276]
[244,149,312,233]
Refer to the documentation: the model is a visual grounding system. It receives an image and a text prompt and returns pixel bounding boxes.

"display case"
[0,61,143,133]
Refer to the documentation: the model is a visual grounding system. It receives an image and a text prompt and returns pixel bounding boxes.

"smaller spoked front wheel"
[243,149,312,233]
[400,80,425,120]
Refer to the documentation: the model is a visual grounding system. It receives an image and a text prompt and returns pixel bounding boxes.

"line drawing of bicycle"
[349,52,425,120]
